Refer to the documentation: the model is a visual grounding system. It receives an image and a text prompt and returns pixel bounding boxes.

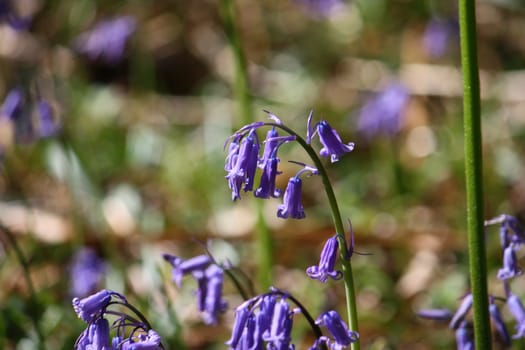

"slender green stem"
[0,223,45,349]
[265,122,360,350]
[458,0,491,348]
[219,0,274,290]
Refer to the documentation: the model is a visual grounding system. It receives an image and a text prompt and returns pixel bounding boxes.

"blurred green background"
[1,0,525,348]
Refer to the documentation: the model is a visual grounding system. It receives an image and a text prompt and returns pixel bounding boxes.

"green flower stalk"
[459,0,491,348]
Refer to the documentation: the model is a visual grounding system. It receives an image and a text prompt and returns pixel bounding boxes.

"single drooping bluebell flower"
[263,298,296,350]
[226,300,253,349]
[356,83,409,139]
[162,253,211,287]
[423,17,458,59]
[73,289,162,350]
[255,157,282,199]
[226,128,260,200]
[449,293,473,330]
[73,289,126,323]
[198,264,228,325]
[308,118,355,163]
[455,321,474,350]
[277,177,305,219]
[489,297,511,347]
[497,244,522,280]
[70,247,107,298]
[306,235,343,283]
[507,293,525,338]
[316,310,359,350]
[259,127,280,169]
[74,16,136,64]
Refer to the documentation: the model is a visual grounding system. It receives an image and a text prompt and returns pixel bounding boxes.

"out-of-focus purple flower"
[277,176,305,219]
[423,18,458,59]
[0,1,31,29]
[294,0,346,18]
[1,88,23,120]
[226,128,260,200]
[70,247,106,298]
[357,83,409,139]
[163,254,227,325]
[306,235,343,283]
[72,289,126,323]
[497,244,522,280]
[489,298,511,347]
[507,293,525,338]
[162,253,211,287]
[455,321,474,350]
[74,16,136,65]
[449,293,473,330]
[200,265,228,325]
[316,310,359,350]
[315,120,355,163]
[37,99,58,138]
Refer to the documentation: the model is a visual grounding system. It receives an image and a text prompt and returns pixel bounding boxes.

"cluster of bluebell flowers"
[419,214,525,349]
[227,288,358,350]
[162,253,227,325]
[224,111,354,219]
[73,289,162,349]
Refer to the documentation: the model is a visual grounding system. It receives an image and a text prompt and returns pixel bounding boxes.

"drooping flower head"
[74,16,136,65]
[357,83,409,139]
[70,247,107,298]
[308,118,355,163]
[225,127,260,200]
[497,244,523,281]
[72,289,126,323]
[449,293,473,330]
[277,163,318,220]
[455,321,474,350]
[163,253,227,325]
[306,235,343,283]
[489,297,511,347]
[316,310,359,350]
[507,293,525,339]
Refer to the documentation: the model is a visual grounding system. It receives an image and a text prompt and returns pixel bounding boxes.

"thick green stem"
[267,122,360,350]
[219,0,273,289]
[458,0,491,348]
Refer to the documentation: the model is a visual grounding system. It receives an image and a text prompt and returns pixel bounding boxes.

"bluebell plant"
[419,214,525,349]
[73,289,163,349]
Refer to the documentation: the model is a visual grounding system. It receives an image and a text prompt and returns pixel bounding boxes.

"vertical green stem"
[458,0,491,348]
[219,0,273,289]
